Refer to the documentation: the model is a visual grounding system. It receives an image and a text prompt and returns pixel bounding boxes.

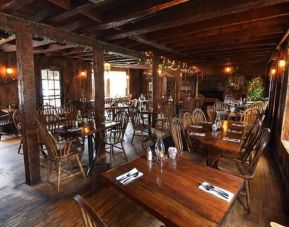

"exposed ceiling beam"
[47,2,98,23]
[0,12,144,59]
[96,0,189,30]
[104,0,289,40]
[48,0,70,9]
[0,0,35,12]
[0,34,15,45]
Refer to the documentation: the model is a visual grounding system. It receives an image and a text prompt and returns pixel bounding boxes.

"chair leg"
[245,179,251,213]
[47,160,52,183]
[75,155,86,179]
[131,130,135,144]
[121,142,128,162]
[67,157,72,170]
[141,131,144,148]
[57,161,62,192]
[17,138,22,154]
[109,145,114,165]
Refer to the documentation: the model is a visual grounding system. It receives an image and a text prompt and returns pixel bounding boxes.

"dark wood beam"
[97,0,189,30]
[0,34,14,45]
[29,5,55,22]
[16,30,40,185]
[147,6,289,42]
[0,12,144,59]
[0,0,35,12]
[93,47,104,124]
[48,0,70,10]
[104,0,289,40]
[47,2,98,23]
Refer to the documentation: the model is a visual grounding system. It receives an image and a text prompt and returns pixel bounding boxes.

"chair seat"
[218,157,253,179]
[180,151,207,165]
[104,137,123,145]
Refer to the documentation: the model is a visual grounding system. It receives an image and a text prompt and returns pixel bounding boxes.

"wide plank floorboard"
[0,124,288,226]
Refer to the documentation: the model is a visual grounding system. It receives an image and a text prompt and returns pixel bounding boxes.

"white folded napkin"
[232,123,245,127]
[67,127,81,132]
[116,168,143,185]
[190,125,203,128]
[190,132,205,137]
[223,137,241,143]
[199,182,234,202]
[227,129,242,134]
[202,121,212,124]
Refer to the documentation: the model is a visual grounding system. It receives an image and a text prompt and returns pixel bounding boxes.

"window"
[41,69,62,107]
[104,71,128,98]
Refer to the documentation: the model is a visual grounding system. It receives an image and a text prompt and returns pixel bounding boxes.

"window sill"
[281,140,289,154]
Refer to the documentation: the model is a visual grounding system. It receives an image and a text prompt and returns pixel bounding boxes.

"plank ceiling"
[0,0,289,68]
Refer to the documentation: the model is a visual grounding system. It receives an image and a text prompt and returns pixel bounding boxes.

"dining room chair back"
[206,105,216,122]
[12,110,22,154]
[213,102,228,111]
[191,109,206,124]
[250,101,265,114]
[224,95,235,104]
[171,117,206,163]
[105,111,129,165]
[74,194,107,227]
[240,108,260,132]
[36,119,85,192]
[37,105,57,118]
[195,94,205,109]
[240,119,262,162]
[181,112,193,130]
[129,107,149,147]
[246,128,270,176]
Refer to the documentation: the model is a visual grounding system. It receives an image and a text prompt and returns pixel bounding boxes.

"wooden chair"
[218,128,271,212]
[171,118,206,164]
[73,194,107,227]
[224,95,235,104]
[155,102,175,134]
[222,119,262,161]
[181,112,193,130]
[36,119,86,192]
[250,101,265,114]
[129,107,150,148]
[206,105,216,122]
[12,110,22,154]
[191,109,206,124]
[195,94,205,109]
[240,108,260,133]
[0,111,12,141]
[213,102,228,111]
[105,111,129,165]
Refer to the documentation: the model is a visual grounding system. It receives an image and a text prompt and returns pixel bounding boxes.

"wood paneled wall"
[0,53,92,108]
[267,39,289,213]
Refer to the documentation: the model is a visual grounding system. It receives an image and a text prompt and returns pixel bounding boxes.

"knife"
[121,172,139,184]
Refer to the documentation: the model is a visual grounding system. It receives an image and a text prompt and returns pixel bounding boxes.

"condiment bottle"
[147,147,152,161]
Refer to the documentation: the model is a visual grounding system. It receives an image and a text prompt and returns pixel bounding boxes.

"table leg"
[87,134,94,176]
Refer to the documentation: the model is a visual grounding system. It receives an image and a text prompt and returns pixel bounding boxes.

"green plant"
[247,76,264,101]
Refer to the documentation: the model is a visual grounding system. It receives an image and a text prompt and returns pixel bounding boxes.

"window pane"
[54,71,60,80]
[55,82,60,89]
[41,70,47,80]
[55,99,61,107]
[42,80,49,90]
[55,90,60,95]
[48,70,54,80]
[48,81,54,89]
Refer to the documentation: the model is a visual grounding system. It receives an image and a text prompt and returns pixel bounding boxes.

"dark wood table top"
[102,156,244,227]
[55,121,119,136]
[187,120,245,153]
[1,108,18,113]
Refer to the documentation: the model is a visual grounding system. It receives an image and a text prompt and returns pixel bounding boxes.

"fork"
[204,184,229,199]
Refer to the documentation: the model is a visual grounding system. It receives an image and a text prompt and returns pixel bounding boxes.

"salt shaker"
[147,148,152,161]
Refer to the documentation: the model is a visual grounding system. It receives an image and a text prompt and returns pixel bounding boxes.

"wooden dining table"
[55,120,119,175]
[102,156,244,226]
[187,120,245,165]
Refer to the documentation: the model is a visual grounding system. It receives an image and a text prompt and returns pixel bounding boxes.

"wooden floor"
[0,123,288,227]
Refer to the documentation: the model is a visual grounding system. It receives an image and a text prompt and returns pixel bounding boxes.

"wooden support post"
[195,79,199,97]
[152,57,160,110]
[175,71,181,102]
[93,47,104,124]
[16,31,40,185]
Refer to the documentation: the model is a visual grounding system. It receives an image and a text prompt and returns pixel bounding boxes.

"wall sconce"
[158,68,163,77]
[270,68,276,76]
[278,59,286,69]
[104,62,111,71]
[79,70,87,79]
[224,66,233,74]
[6,67,13,75]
